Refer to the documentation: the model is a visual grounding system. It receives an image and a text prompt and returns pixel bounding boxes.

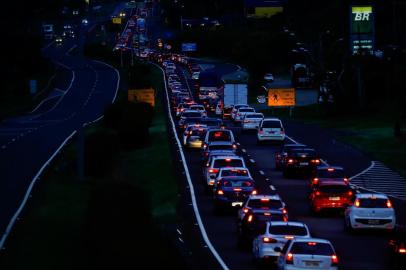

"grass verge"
[0,63,182,269]
[260,105,406,176]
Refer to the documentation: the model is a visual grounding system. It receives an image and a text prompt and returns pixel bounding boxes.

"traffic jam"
[156,55,406,270]
[118,6,406,270]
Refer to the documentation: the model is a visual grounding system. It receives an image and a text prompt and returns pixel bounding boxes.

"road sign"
[267,88,295,107]
[112,17,122,24]
[182,43,197,52]
[128,88,155,107]
[350,6,374,54]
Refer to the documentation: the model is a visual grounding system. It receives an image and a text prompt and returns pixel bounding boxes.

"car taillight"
[263,237,277,243]
[232,144,237,149]
[203,144,208,149]
[386,199,393,208]
[286,253,293,264]
[312,178,319,185]
[311,159,321,164]
[331,254,339,266]
[354,199,360,207]
[398,248,406,253]
[347,191,353,196]
[233,188,242,192]
[217,190,224,195]
[209,169,219,173]
[283,216,288,222]
[315,191,321,196]
[251,190,257,195]
[247,215,253,222]
[243,207,249,213]
[282,208,288,214]
[284,235,294,240]
[288,159,294,164]
[344,178,349,184]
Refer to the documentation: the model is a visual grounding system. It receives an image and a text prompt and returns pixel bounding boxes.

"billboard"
[128,88,155,107]
[350,6,374,54]
[112,17,122,24]
[267,88,295,107]
[182,43,197,52]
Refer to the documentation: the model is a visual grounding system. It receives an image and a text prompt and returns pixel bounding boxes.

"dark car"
[388,225,406,268]
[275,143,306,170]
[213,177,256,212]
[310,166,349,187]
[222,105,234,119]
[178,112,203,129]
[309,181,355,214]
[282,148,321,177]
[201,142,238,163]
[237,209,287,248]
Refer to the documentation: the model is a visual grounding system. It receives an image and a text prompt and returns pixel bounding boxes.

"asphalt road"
[0,16,119,246]
[165,61,406,270]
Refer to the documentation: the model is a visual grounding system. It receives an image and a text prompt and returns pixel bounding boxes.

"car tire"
[345,218,354,233]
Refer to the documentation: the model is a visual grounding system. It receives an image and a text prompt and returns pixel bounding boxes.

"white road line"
[285,135,300,144]
[349,161,375,180]
[153,63,229,270]
[0,130,77,250]
[259,170,265,175]
[270,185,276,191]
[249,159,255,164]
[241,149,246,153]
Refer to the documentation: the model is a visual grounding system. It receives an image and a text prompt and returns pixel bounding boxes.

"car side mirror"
[274,247,282,252]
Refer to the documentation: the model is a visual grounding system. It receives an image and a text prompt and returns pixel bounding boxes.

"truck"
[291,63,311,88]
[221,70,249,107]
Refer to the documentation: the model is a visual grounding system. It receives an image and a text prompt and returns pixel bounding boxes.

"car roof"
[292,238,332,244]
[317,181,349,187]
[213,156,244,160]
[219,167,249,171]
[249,194,281,200]
[263,118,281,121]
[355,193,389,199]
[208,151,237,156]
[269,221,307,227]
[288,148,316,152]
[208,141,233,146]
[284,143,306,147]
[220,176,253,181]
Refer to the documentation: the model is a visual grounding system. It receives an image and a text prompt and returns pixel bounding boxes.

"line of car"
[156,55,406,269]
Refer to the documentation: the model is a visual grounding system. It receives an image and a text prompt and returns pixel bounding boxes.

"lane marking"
[153,63,229,270]
[259,170,265,175]
[270,185,276,191]
[0,130,77,250]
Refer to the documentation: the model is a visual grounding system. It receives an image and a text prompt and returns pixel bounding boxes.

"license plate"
[329,197,340,201]
[368,219,379,225]
[305,261,320,267]
[299,162,308,166]
[232,202,243,207]
[268,131,274,134]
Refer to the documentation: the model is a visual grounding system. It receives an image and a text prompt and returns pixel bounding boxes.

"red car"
[309,181,355,214]
[310,166,349,188]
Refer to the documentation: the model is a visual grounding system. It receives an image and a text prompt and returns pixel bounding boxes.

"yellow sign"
[254,7,283,18]
[112,17,122,24]
[128,88,155,107]
[352,6,372,13]
[267,88,295,107]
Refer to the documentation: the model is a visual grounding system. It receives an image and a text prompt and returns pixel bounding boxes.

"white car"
[189,104,207,117]
[234,107,255,122]
[252,221,311,263]
[344,193,396,231]
[231,104,249,120]
[204,156,246,187]
[215,167,252,185]
[202,129,236,149]
[257,118,285,143]
[276,238,339,270]
[264,73,274,82]
[192,71,200,80]
[242,112,264,130]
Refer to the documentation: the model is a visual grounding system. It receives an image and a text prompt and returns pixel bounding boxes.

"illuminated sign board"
[128,88,155,107]
[267,88,295,107]
[112,17,122,24]
[182,43,197,52]
[350,6,374,54]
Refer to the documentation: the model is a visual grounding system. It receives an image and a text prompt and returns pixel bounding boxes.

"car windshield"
[318,169,345,178]
[213,159,243,168]
[290,149,317,157]
[254,213,284,222]
[191,106,204,110]
[269,225,308,236]
[239,108,255,112]
[221,169,249,177]
[190,129,206,136]
[318,185,352,194]
[262,121,282,128]
[208,145,233,151]
[248,199,283,209]
[290,242,334,256]
[358,198,388,208]
[222,179,254,187]
[182,112,201,118]
[209,131,232,141]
